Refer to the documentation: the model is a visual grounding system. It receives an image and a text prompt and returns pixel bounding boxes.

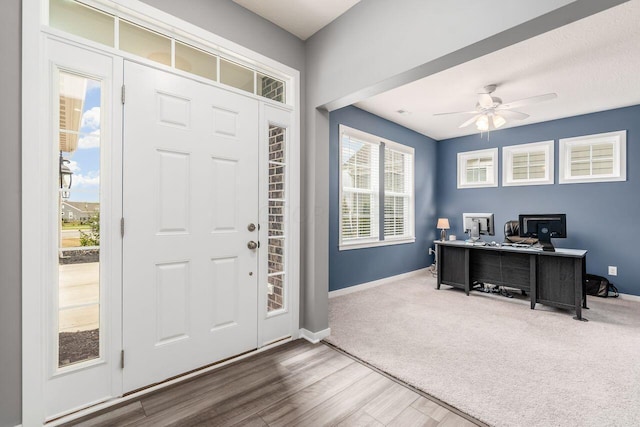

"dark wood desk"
[435,240,588,320]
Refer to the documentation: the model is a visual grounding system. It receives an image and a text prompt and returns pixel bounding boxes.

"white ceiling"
[233,0,361,40]
[236,1,640,140]
[354,0,640,141]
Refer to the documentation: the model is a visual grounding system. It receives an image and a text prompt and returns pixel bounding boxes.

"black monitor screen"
[519,214,566,252]
[519,214,567,239]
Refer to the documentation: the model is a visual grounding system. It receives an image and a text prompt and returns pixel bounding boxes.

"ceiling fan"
[434,84,557,131]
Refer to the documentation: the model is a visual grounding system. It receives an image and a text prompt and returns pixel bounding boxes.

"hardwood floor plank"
[66,401,146,427]
[140,340,313,416]
[278,371,395,426]
[336,412,384,427]
[354,380,421,425]
[388,406,439,427]
[258,362,371,426]
[135,343,353,426]
[411,396,456,422]
[230,415,268,427]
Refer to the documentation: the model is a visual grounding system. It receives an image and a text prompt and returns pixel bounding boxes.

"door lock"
[247,223,256,232]
[247,240,258,250]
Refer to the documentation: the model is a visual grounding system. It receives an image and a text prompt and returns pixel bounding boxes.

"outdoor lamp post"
[60,152,73,199]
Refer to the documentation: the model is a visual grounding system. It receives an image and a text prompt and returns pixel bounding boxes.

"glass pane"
[120,21,171,66]
[258,74,285,103]
[592,160,614,175]
[58,71,102,368]
[268,125,286,312]
[592,143,614,160]
[529,165,546,179]
[220,59,255,93]
[512,166,528,180]
[342,138,376,190]
[571,161,591,177]
[570,145,591,161]
[175,42,217,81]
[50,0,115,47]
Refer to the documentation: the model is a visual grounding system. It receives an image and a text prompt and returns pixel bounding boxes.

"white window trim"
[338,125,415,250]
[559,130,626,184]
[502,140,554,187]
[457,148,498,189]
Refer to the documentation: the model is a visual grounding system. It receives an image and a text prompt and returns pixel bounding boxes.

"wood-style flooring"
[64,340,481,427]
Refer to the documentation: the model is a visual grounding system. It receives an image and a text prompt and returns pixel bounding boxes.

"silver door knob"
[247,223,256,232]
[247,241,258,250]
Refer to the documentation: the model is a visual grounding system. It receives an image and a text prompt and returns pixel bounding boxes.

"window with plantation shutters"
[503,140,554,186]
[559,130,626,184]
[340,131,380,243]
[457,148,498,188]
[339,125,415,250]
[384,145,413,239]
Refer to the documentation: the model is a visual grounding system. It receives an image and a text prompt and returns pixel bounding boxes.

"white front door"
[122,61,259,392]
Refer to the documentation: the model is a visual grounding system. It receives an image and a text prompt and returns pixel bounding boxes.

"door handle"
[247,241,258,250]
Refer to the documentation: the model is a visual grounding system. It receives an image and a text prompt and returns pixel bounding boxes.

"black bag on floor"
[585,274,619,298]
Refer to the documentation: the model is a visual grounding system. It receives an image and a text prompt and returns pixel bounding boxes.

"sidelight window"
[267,125,287,312]
[57,70,103,369]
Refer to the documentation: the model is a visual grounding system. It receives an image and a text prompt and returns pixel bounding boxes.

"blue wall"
[329,106,438,291]
[437,105,640,296]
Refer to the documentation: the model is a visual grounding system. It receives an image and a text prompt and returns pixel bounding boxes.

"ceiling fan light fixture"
[492,114,506,129]
[476,115,489,131]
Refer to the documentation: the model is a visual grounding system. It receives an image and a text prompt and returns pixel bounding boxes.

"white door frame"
[22,0,301,425]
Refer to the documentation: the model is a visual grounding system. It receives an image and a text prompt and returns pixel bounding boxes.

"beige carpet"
[326,274,640,427]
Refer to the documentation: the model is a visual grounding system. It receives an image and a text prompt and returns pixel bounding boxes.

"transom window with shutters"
[339,125,415,250]
[503,140,554,186]
[457,148,498,189]
[559,130,627,184]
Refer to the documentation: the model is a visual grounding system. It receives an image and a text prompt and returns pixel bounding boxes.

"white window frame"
[339,125,415,251]
[457,148,498,189]
[559,130,626,184]
[502,140,554,187]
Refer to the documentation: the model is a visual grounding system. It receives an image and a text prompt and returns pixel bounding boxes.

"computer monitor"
[462,213,495,242]
[518,214,566,252]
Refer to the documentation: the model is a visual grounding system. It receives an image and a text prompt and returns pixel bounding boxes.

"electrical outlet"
[608,266,618,276]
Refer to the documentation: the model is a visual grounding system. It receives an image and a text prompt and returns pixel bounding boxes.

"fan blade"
[499,110,529,120]
[433,110,478,116]
[497,93,557,110]
[478,93,493,108]
[459,115,482,128]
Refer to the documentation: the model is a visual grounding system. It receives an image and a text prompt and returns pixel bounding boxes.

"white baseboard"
[618,292,640,302]
[329,267,429,299]
[300,328,331,344]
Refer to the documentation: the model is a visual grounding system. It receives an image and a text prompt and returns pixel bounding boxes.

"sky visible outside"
[65,77,101,203]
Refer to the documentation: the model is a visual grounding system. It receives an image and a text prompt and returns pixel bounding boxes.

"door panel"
[123,61,259,392]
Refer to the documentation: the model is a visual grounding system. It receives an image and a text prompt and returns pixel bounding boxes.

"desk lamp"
[437,218,450,241]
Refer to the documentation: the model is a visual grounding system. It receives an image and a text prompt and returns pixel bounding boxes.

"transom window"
[48,0,287,103]
[503,140,554,186]
[339,125,414,250]
[457,148,498,189]
[559,130,626,184]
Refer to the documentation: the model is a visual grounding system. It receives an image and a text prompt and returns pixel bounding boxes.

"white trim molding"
[457,148,498,189]
[502,140,554,187]
[299,328,332,344]
[329,267,429,298]
[559,130,626,184]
